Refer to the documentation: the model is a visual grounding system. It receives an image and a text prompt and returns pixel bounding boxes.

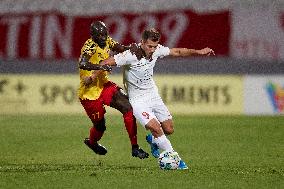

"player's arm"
[100,50,134,68]
[78,53,100,85]
[78,53,112,71]
[169,47,215,57]
[81,70,102,86]
[100,57,117,66]
[112,43,129,53]
[100,49,135,67]
[111,43,139,53]
[78,53,112,86]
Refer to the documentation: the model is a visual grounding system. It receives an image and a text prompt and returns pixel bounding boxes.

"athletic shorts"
[80,81,119,124]
[129,94,172,127]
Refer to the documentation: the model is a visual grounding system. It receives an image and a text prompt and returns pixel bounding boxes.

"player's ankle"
[132,144,139,150]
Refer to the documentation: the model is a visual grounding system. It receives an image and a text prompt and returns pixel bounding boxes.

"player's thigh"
[153,99,174,134]
[130,101,156,127]
[110,89,132,114]
[153,99,172,123]
[100,81,119,106]
[80,99,106,123]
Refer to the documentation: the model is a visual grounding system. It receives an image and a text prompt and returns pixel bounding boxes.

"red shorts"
[80,81,120,124]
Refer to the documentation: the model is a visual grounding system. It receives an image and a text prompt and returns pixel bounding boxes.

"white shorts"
[129,95,172,127]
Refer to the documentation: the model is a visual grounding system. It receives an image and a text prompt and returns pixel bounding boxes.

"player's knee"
[94,118,106,132]
[164,128,174,135]
[161,120,174,135]
[146,119,163,137]
[164,127,174,135]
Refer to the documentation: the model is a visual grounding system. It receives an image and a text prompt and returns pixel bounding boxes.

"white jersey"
[114,44,170,99]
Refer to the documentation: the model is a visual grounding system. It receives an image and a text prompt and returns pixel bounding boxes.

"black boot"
[84,138,107,155]
[132,145,149,159]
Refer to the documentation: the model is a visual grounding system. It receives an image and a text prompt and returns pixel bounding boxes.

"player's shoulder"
[82,38,97,55]
[156,44,168,51]
[114,47,137,65]
[128,43,144,60]
[153,44,170,57]
[116,48,135,60]
[106,36,118,48]
[84,38,95,47]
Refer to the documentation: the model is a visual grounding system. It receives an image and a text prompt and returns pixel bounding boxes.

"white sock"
[154,134,174,152]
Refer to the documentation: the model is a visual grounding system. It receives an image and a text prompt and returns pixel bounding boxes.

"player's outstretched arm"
[169,47,215,57]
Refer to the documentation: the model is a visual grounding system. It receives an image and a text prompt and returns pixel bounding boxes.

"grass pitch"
[0,115,283,189]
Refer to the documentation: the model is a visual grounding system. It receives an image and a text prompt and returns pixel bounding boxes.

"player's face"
[92,30,108,48]
[141,39,159,59]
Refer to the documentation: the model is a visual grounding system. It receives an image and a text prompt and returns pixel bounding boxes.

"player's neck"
[140,46,152,60]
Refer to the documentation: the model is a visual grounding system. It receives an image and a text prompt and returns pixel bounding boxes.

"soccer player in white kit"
[99,28,214,169]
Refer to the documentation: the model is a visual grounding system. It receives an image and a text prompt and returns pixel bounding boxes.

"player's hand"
[200,47,215,56]
[101,64,112,72]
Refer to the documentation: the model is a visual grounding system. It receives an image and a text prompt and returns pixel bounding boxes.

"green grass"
[0,115,283,189]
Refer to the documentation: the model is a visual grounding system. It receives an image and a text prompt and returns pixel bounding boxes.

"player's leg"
[80,99,108,155]
[147,119,188,169]
[160,119,174,135]
[154,100,188,169]
[145,99,188,169]
[145,118,188,169]
[145,118,174,153]
[130,100,160,157]
[103,82,148,159]
[147,119,173,157]
[152,97,174,135]
[110,89,138,146]
[131,100,173,157]
[142,97,172,157]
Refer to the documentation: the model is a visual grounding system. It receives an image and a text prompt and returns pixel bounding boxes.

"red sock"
[89,126,104,145]
[123,111,138,146]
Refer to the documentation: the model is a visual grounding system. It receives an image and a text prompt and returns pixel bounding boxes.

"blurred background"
[0,0,283,115]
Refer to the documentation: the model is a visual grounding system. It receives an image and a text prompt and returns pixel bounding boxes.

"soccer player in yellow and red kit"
[78,21,148,159]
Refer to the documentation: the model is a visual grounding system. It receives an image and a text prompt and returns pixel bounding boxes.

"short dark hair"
[142,28,161,42]
[90,21,108,37]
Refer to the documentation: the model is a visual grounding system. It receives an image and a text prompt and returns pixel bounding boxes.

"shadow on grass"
[0,162,153,173]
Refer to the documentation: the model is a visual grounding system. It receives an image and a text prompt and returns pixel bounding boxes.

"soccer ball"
[158,151,181,170]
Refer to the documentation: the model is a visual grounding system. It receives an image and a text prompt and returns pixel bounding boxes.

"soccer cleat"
[84,138,107,155]
[177,160,189,170]
[132,146,149,159]
[146,134,160,158]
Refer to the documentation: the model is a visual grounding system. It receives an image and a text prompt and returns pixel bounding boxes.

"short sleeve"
[114,50,137,67]
[153,44,170,58]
